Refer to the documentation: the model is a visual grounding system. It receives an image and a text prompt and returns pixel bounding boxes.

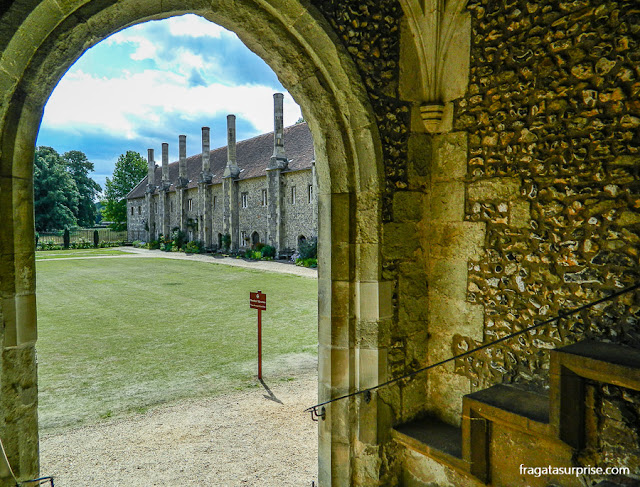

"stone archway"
[0,1,388,485]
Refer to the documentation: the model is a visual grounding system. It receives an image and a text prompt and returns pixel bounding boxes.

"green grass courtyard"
[36,254,318,429]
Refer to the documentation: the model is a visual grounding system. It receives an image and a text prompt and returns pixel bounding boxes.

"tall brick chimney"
[224,114,240,178]
[269,93,288,169]
[161,143,169,185]
[178,134,188,187]
[201,126,211,181]
[147,148,155,189]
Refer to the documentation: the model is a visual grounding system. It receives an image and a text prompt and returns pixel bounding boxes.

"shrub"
[63,229,70,249]
[253,242,265,251]
[296,258,317,268]
[185,240,204,254]
[261,245,276,258]
[222,233,231,252]
[93,230,99,248]
[171,229,187,250]
[298,237,317,260]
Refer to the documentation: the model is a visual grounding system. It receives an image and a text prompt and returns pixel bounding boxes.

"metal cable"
[305,281,640,416]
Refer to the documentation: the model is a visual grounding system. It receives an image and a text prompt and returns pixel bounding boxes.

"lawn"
[36,257,318,430]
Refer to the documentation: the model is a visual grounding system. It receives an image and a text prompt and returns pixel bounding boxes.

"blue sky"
[37,14,302,191]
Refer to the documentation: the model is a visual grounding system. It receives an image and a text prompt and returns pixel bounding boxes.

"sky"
[36,14,302,191]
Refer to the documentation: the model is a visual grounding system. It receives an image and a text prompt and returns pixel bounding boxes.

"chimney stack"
[270,93,287,169]
[201,126,211,177]
[224,114,240,178]
[162,143,169,184]
[147,148,155,188]
[179,134,187,185]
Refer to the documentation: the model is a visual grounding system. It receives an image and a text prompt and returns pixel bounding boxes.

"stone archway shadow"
[0,1,387,485]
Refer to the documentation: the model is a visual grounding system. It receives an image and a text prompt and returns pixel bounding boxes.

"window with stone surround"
[171,201,174,212]
[308,185,313,203]
[138,206,141,215]
[213,196,217,209]
[188,198,193,211]
[291,186,296,205]
[154,202,158,214]
[241,230,247,246]
[131,206,134,216]
[262,189,267,206]
[242,192,248,208]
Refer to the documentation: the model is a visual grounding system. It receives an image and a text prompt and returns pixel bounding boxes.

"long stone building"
[127,94,317,253]
[2,1,640,486]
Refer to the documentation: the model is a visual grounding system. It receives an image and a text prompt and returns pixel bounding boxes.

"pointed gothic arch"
[0,1,388,485]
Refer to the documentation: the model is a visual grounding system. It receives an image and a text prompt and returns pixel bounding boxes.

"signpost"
[250,290,267,379]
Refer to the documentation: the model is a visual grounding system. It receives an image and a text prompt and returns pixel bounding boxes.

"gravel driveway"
[40,372,318,486]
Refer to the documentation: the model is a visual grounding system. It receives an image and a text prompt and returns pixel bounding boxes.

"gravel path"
[40,371,318,486]
[39,247,318,279]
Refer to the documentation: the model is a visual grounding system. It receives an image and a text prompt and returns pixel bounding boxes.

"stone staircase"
[392,340,640,486]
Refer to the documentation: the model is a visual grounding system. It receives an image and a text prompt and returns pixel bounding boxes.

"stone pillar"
[176,135,188,232]
[223,115,240,250]
[160,143,170,237]
[266,94,288,252]
[312,156,318,235]
[0,144,40,486]
[199,127,212,247]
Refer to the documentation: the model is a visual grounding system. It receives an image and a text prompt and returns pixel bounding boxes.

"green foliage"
[63,229,70,249]
[33,147,101,232]
[93,229,99,248]
[253,242,265,251]
[34,147,79,231]
[101,151,147,231]
[296,258,318,268]
[244,249,263,260]
[185,240,204,254]
[222,233,231,252]
[171,229,187,249]
[261,245,276,258]
[63,150,102,228]
[298,237,317,260]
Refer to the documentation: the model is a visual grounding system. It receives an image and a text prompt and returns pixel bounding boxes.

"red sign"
[250,291,266,310]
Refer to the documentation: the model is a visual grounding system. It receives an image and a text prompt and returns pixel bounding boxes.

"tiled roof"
[127,122,314,199]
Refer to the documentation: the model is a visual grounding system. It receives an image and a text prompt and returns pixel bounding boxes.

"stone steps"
[392,340,640,486]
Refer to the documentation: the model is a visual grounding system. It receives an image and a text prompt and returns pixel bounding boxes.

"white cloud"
[41,68,301,143]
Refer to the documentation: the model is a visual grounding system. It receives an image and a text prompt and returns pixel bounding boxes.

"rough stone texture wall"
[311,0,410,221]
[127,198,146,241]
[237,176,269,248]
[282,169,316,250]
[582,381,640,483]
[129,171,316,250]
[448,0,640,479]
[212,185,223,246]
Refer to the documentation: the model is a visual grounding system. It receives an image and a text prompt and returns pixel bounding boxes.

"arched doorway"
[251,231,260,247]
[0,2,386,485]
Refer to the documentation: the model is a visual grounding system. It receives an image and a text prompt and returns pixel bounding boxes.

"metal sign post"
[249,290,267,379]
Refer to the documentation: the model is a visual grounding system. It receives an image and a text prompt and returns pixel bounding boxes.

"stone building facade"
[1,1,639,487]
[126,95,317,253]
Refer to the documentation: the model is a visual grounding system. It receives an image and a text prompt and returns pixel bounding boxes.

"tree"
[63,150,102,228]
[33,146,79,232]
[102,151,147,231]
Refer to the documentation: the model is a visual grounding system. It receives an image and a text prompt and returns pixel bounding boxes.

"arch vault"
[0,1,388,485]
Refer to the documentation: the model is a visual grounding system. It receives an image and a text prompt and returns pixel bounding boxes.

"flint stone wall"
[450,0,640,481]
